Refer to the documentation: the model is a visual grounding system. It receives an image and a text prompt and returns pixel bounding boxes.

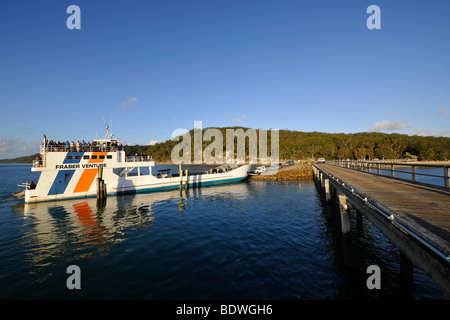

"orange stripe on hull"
[73,169,98,193]
[73,152,108,193]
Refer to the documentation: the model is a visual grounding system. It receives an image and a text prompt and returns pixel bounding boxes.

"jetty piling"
[97,166,107,199]
[179,164,183,191]
[313,162,450,297]
[338,193,351,235]
[324,179,331,201]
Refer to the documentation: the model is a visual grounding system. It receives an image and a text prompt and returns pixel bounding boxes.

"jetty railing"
[329,160,450,189]
[126,155,154,162]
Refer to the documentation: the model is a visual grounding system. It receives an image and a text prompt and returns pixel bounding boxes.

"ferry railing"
[41,144,123,153]
[32,159,45,168]
[34,144,154,167]
[329,160,450,189]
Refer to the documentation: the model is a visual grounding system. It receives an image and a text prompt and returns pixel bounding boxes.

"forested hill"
[0,153,39,164]
[124,127,450,162]
[1,129,448,163]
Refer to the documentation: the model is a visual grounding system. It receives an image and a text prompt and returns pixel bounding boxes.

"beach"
[249,163,313,181]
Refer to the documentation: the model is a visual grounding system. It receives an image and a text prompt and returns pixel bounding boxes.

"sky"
[0,0,449,158]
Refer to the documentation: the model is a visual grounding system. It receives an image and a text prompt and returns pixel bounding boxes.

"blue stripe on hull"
[47,152,84,196]
[47,170,75,196]
[63,152,84,164]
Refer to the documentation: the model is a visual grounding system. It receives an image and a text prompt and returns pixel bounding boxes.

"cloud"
[149,140,158,145]
[368,120,411,132]
[0,137,41,159]
[410,129,450,137]
[0,137,23,152]
[171,128,189,140]
[435,131,450,137]
[410,128,432,137]
[437,108,448,115]
[120,97,138,109]
[234,115,250,123]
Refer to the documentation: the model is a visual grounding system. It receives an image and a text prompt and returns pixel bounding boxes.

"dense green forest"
[2,128,448,163]
[124,127,450,163]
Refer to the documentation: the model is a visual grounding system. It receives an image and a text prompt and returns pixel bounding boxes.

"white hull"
[25,145,251,203]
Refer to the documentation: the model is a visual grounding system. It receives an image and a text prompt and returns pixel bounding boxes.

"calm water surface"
[0,164,443,299]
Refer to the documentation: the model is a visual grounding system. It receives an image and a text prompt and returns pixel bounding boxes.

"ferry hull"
[24,136,252,203]
[25,163,251,203]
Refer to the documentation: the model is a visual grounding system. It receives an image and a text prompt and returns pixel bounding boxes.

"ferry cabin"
[26,138,250,203]
[27,138,148,202]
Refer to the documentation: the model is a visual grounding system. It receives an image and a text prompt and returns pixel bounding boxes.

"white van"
[254,166,267,174]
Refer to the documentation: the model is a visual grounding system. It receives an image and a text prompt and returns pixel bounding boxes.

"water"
[0,164,444,299]
[369,166,447,187]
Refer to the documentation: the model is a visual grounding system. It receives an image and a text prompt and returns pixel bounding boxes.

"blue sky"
[1,0,449,158]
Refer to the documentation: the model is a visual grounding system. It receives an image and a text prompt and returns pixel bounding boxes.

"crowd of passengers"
[44,139,123,152]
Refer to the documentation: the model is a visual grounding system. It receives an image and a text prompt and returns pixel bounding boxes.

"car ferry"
[23,134,251,203]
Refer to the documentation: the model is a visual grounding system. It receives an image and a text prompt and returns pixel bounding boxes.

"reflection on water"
[13,183,251,271]
[1,170,444,299]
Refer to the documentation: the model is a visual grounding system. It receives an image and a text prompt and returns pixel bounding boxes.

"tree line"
[124,127,450,163]
[2,128,447,163]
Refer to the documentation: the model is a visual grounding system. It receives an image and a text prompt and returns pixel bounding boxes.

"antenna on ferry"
[104,118,113,139]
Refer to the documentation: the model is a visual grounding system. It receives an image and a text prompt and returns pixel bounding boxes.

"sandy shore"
[249,163,313,181]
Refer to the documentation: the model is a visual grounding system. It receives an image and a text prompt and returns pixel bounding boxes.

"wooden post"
[411,165,417,182]
[444,166,450,189]
[103,180,107,198]
[97,166,107,199]
[185,169,189,190]
[400,252,414,287]
[338,193,351,235]
[324,179,331,201]
[179,164,183,190]
[97,167,103,199]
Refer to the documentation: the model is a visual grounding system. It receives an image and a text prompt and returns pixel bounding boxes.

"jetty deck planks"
[316,164,450,248]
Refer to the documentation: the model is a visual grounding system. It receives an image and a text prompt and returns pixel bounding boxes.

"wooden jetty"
[313,162,450,297]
